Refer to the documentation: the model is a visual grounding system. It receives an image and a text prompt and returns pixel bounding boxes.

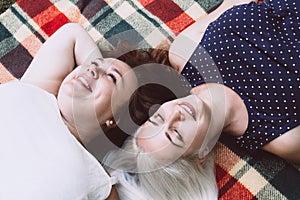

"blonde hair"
[103,137,218,200]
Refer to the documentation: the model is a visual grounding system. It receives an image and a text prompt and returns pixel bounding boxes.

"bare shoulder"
[262,125,300,164]
[168,0,258,73]
[223,0,258,6]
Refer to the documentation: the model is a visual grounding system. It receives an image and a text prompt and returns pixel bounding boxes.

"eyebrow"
[158,114,165,122]
[148,118,158,126]
[91,58,104,66]
[148,114,164,126]
[96,57,104,62]
[98,58,122,78]
[112,68,122,78]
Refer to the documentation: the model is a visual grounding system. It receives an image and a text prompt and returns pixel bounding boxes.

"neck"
[191,83,230,129]
[60,114,108,147]
[61,115,85,146]
[191,83,248,136]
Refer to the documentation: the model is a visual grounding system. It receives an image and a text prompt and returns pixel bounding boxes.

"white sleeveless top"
[0,81,116,200]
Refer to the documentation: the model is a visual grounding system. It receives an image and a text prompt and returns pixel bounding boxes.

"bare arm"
[169,0,258,72]
[21,23,102,96]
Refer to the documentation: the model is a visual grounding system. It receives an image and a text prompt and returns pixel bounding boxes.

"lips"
[75,74,92,92]
[179,102,196,120]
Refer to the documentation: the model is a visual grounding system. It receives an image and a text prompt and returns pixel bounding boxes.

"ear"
[197,146,210,166]
[105,119,117,129]
[198,156,207,166]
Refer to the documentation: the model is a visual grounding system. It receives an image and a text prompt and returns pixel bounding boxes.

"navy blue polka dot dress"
[181,0,300,152]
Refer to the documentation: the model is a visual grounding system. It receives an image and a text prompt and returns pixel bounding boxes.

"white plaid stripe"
[185,2,207,20]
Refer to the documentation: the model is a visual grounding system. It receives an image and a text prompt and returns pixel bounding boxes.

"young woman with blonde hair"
[103,0,299,199]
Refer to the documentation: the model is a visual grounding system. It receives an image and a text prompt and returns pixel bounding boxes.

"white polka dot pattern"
[181,0,300,151]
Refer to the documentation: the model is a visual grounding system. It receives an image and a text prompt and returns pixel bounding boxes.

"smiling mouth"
[77,76,92,92]
[179,102,196,120]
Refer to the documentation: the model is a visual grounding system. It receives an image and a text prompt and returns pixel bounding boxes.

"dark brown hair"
[103,41,189,146]
[102,40,171,68]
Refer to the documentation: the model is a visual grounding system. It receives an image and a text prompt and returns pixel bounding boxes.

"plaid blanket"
[0,0,299,199]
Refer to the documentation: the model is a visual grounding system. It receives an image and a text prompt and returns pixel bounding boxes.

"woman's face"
[57,58,137,133]
[136,95,211,162]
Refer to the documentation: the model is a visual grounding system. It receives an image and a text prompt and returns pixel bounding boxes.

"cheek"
[94,79,114,98]
[57,82,73,104]
[114,76,137,104]
[137,131,166,152]
[137,131,179,161]
[93,94,114,122]
[96,85,129,114]
[185,124,205,153]
[57,91,74,118]
[58,82,73,98]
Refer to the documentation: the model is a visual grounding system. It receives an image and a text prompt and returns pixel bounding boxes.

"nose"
[87,65,105,79]
[167,105,184,124]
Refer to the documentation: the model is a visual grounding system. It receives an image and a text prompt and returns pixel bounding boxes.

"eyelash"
[91,61,99,67]
[106,73,117,84]
[165,132,172,142]
[165,130,183,148]
[172,128,182,141]
[155,114,163,120]
[148,114,183,146]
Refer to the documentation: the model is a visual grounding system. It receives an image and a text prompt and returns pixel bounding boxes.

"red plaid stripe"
[17,0,52,17]
[138,0,194,34]
[17,0,69,36]
[40,12,69,36]
[1,1,298,199]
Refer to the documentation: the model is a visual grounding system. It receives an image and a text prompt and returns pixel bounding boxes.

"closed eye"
[91,61,98,66]
[157,114,164,122]
[165,132,172,142]
[106,73,117,84]
[148,118,157,125]
[91,61,116,84]
[165,131,183,148]
[173,129,183,143]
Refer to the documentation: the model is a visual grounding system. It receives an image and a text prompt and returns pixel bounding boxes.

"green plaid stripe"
[1,1,299,200]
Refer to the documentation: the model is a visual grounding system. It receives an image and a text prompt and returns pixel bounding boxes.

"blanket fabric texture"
[0,0,299,199]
